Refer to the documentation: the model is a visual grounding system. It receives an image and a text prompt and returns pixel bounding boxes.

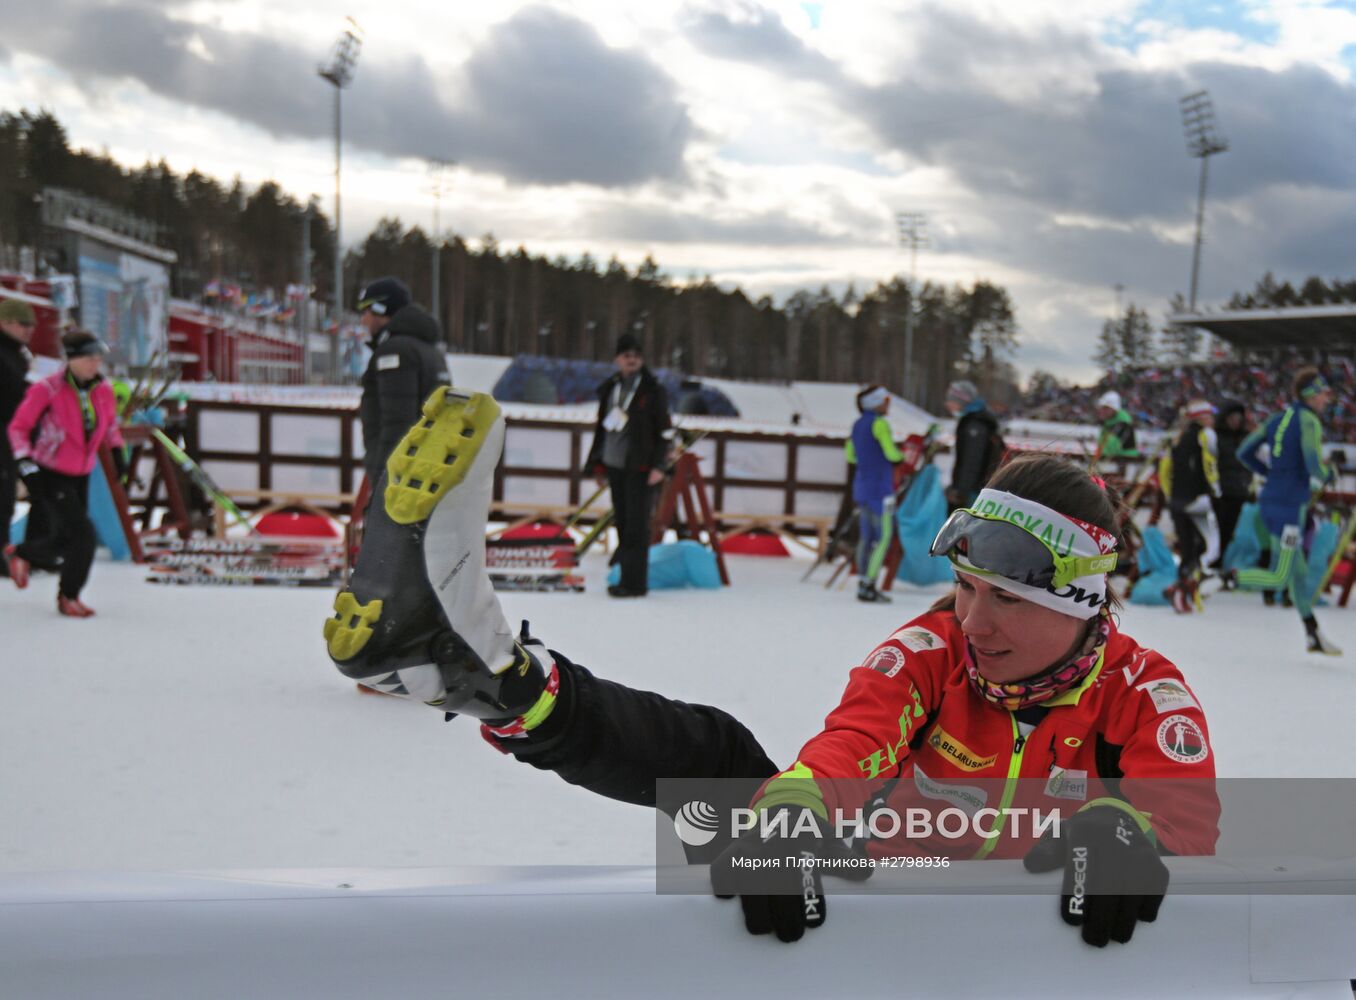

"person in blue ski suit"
[845,385,903,603]
[1232,367,1341,655]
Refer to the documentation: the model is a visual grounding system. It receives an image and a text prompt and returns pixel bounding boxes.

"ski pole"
[554,480,610,540]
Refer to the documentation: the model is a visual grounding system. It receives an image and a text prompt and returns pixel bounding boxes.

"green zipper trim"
[1272,407,1294,458]
[972,714,1025,860]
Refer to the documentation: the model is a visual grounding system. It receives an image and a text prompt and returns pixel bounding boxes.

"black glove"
[16,459,40,488]
[112,448,131,485]
[709,804,833,943]
[1023,801,1169,947]
[709,765,874,944]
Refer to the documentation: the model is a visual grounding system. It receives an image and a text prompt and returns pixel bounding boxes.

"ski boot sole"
[324,387,502,667]
[385,387,501,526]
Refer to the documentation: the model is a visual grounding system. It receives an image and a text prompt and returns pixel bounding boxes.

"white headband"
[860,387,888,410]
[951,489,1117,619]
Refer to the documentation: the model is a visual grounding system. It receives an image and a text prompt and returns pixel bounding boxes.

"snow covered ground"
[3,550,1355,874]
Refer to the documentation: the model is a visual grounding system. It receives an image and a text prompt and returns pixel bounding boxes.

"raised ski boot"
[323,388,550,720]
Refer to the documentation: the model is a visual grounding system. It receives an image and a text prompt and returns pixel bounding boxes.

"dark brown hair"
[1292,366,1322,398]
[929,452,1125,613]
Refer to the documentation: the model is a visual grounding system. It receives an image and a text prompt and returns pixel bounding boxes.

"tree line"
[356,219,1020,412]
[0,107,1019,411]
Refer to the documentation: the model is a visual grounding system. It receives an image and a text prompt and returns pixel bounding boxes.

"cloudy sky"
[2,0,1355,381]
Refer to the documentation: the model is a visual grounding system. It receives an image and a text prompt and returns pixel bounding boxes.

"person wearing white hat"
[1159,400,1220,612]
[846,385,903,602]
[1094,390,1139,463]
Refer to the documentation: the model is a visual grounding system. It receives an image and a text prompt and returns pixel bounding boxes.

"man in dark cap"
[0,298,36,576]
[355,277,451,486]
[584,333,671,597]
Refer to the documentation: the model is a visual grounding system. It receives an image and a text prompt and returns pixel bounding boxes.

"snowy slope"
[3,552,1354,874]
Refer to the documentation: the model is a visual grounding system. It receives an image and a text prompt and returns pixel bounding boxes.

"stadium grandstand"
[1018,302,1356,443]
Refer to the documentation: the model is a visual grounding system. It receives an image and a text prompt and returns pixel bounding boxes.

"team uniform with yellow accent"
[782,610,1219,860]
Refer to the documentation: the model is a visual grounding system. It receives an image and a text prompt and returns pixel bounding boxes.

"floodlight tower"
[1179,90,1229,312]
[428,159,455,330]
[319,18,363,354]
[895,211,929,403]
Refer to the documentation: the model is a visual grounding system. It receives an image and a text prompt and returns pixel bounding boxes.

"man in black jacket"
[0,299,35,577]
[584,334,670,597]
[356,277,450,485]
[943,379,1003,510]
[1212,399,1252,566]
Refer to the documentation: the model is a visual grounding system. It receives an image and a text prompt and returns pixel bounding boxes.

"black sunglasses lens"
[935,514,1057,589]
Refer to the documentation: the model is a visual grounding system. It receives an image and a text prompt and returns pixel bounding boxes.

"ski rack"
[99,426,201,563]
[650,451,729,585]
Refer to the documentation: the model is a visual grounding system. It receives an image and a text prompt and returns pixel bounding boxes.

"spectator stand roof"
[1170,304,1356,353]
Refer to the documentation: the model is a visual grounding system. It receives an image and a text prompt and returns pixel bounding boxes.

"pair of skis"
[139,433,355,587]
[150,428,252,530]
[143,534,344,587]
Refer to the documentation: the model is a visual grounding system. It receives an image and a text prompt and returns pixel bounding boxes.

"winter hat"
[614,333,642,356]
[355,277,412,316]
[0,298,36,324]
[857,385,889,411]
[946,380,978,407]
[1097,390,1121,410]
[1184,399,1215,420]
[62,329,108,358]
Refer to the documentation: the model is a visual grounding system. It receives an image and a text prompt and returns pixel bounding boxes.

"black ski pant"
[16,469,95,599]
[607,467,654,593]
[1169,499,1205,580]
[0,445,14,561]
[1212,495,1246,567]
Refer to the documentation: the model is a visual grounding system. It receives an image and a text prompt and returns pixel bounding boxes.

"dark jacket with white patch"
[360,304,450,483]
[584,366,670,474]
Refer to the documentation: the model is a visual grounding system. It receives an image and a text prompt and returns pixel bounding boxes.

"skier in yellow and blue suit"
[1232,368,1341,655]
[845,385,903,603]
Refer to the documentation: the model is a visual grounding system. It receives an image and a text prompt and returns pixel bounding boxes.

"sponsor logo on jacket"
[1044,766,1088,801]
[1137,679,1200,714]
[893,626,941,653]
[913,765,989,813]
[927,724,997,772]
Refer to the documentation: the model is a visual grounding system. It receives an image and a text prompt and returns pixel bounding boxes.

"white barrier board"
[1,862,1352,999]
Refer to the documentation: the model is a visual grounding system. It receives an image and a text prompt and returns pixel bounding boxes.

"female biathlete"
[325,389,1218,949]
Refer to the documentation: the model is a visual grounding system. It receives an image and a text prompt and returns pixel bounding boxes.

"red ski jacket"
[788,610,1219,860]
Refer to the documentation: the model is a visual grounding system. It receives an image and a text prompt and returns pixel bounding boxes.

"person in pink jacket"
[5,330,126,617]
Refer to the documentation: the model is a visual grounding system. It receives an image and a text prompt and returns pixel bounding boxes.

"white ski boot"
[324,388,552,719]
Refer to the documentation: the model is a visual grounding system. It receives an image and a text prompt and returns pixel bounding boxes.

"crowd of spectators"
[1017,354,1356,443]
